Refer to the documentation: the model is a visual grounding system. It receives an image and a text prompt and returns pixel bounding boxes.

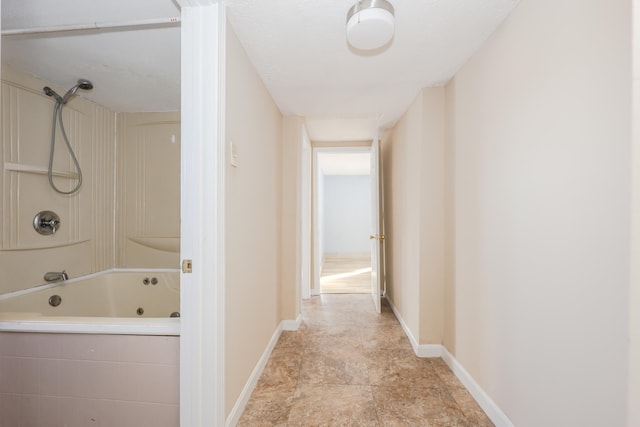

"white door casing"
[300,127,312,300]
[179,2,226,426]
[370,136,382,314]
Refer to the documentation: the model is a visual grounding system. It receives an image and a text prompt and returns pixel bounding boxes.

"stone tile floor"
[238,294,494,426]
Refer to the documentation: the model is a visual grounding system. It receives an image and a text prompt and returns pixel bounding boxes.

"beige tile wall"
[0,332,179,427]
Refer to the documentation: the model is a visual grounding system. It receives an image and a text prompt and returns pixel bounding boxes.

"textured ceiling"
[1,0,181,112]
[226,0,520,139]
[1,0,519,136]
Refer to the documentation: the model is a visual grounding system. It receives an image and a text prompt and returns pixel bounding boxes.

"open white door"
[370,136,383,314]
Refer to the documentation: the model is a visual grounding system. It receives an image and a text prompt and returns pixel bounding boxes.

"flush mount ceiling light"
[346,0,395,50]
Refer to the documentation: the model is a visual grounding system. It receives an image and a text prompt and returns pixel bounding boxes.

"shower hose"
[48,100,82,194]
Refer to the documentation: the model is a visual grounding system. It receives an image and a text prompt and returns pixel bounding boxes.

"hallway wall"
[225,24,283,417]
[281,116,306,321]
[448,0,630,425]
[381,87,447,346]
[628,1,640,425]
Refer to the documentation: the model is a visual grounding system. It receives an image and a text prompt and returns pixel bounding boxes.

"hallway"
[238,295,494,426]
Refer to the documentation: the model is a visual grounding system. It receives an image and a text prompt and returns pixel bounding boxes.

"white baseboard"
[386,297,514,427]
[441,347,515,427]
[386,297,438,357]
[225,323,283,427]
[281,314,302,331]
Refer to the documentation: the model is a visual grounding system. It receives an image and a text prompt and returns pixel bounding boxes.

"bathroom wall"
[0,65,116,295]
[0,66,181,294]
[116,112,181,268]
[225,23,283,417]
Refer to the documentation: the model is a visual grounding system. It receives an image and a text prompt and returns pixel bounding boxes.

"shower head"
[62,79,93,103]
[77,79,93,91]
[43,86,64,104]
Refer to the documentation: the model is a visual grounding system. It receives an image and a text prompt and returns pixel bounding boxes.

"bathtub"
[0,270,181,427]
[0,269,180,335]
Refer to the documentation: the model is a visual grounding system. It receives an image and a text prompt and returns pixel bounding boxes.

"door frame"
[300,129,312,300]
[179,2,226,426]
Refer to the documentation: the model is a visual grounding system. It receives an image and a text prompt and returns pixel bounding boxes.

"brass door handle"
[369,234,385,241]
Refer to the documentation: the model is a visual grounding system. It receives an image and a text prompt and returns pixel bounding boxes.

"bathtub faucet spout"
[44,270,68,283]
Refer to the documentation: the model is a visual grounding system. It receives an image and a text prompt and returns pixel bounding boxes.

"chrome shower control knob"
[33,211,61,235]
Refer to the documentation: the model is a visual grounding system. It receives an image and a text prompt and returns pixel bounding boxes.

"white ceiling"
[1,0,181,112]
[1,0,520,137]
[225,0,520,139]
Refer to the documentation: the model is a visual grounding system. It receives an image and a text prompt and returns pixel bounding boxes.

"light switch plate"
[230,140,239,167]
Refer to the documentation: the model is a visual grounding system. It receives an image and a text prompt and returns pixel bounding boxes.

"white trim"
[179,2,226,427]
[312,148,322,296]
[282,315,303,331]
[300,124,312,301]
[387,297,514,427]
[441,348,516,427]
[0,317,179,335]
[225,323,283,427]
[386,296,433,356]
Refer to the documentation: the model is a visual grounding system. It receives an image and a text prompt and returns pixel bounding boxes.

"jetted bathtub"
[0,269,180,334]
[0,270,180,427]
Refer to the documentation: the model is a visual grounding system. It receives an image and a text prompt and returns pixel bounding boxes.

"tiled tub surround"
[0,270,180,425]
[0,333,179,427]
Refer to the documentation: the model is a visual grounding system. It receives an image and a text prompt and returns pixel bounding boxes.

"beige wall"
[117,112,181,268]
[224,24,283,416]
[448,0,630,425]
[418,88,446,344]
[629,1,640,425]
[0,66,116,294]
[443,81,456,353]
[280,116,304,321]
[382,88,447,345]
[383,94,422,336]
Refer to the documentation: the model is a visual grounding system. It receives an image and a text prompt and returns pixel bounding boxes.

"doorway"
[313,147,373,295]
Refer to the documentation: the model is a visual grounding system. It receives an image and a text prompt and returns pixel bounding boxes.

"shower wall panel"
[116,112,180,268]
[0,66,116,295]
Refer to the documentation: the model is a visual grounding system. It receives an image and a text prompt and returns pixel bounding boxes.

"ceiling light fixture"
[346,0,395,50]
